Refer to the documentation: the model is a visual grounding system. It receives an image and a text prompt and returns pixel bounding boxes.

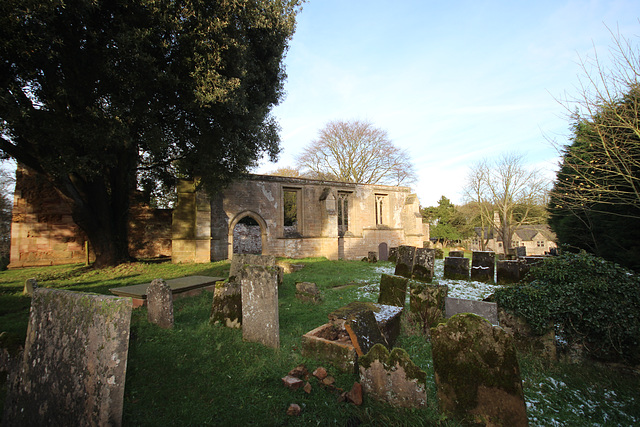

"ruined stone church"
[9,165,428,267]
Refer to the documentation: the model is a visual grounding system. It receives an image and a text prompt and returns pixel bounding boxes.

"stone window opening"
[337,192,349,236]
[375,194,387,226]
[283,187,302,237]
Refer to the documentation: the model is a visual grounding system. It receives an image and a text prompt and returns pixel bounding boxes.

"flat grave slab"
[110,275,224,307]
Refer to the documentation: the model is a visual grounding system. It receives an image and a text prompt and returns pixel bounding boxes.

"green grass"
[1,258,639,426]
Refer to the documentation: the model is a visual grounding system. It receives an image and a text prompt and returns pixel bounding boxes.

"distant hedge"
[495,251,640,363]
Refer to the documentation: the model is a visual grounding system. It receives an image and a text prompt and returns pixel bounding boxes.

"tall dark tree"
[0,0,302,267]
[421,196,471,245]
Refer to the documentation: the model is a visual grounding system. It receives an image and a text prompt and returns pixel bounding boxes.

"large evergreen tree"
[0,0,302,267]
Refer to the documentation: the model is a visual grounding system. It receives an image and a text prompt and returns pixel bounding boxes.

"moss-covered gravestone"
[240,265,280,349]
[210,281,242,328]
[434,248,444,259]
[388,247,398,263]
[443,256,469,280]
[394,245,415,278]
[3,288,132,427]
[412,247,435,282]
[378,274,408,307]
[471,251,495,283]
[409,282,448,334]
[431,313,527,426]
[359,344,428,408]
[147,278,174,329]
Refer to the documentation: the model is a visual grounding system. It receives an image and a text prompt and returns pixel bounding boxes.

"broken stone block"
[344,382,363,405]
[282,375,304,390]
[304,382,312,394]
[302,324,358,373]
[445,297,499,325]
[22,278,37,296]
[359,344,428,408]
[409,282,448,334]
[210,281,242,328]
[394,245,416,278]
[378,274,408,307]
[313,366,328,380]
[344,310,388,356]
[388,247,398,263]
[411,248,435,282]
[240,265,280,349]
[431,313,527,426]
[286,403,301,416]
[147,278,174,329]
[328,301,403,347]
[448,250,464,258]
[443,256,469,280]
[295,282,322,304]
[471,251,495,283]
[3,288,132,427]
[288,364,310,380]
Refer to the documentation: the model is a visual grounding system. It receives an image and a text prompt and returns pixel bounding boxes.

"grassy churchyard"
[0,254,639,425]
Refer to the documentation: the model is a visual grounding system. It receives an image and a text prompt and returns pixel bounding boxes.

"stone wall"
[174,175,427,262]
[9,164,171,268]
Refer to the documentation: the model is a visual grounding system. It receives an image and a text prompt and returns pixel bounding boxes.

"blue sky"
[255,0,640,206]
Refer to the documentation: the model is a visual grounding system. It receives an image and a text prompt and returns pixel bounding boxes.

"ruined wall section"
[10,164,171,268]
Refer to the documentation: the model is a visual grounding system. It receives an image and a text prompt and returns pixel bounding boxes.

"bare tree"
[464,153,549,252]
[295,120,417,185]
[553,26,640,218]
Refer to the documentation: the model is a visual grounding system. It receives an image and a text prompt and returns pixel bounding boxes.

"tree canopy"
[295,119,417,186]
[549,28,640,270]
[0,0,302,266]
[420,196,471,244]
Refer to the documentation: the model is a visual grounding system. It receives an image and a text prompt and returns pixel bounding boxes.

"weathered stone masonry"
[172,175,427,262]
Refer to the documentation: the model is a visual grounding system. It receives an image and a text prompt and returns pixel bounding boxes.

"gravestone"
[443,256,469,280]
[22,278,37,296]
[295,282,322,304]
[3,288,132,427]
[431,313,527,426]
[412,247,435,282]
[231,253,282,284]
[378,242,388,261]
[409,282,448,334]
[147,278,174,329]
[359,344,428,408]
[470,251,495,283]
[240,265,280,349]
[344,310,388,356]
[434,248,444,259]
[388,247,398,263]
[515,246,527,257]
[394,245,416,278]
[210,281,242,328]
[378,274,409,307]
[445,297,499,325]
[367,251,378,263]
[496,260,526,284]
[448,250,464,258]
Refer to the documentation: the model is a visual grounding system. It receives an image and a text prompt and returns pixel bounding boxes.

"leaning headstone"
[22,278,37,296]
[210,281,242,328]
[412,247,435,282]
[359,344,428,408]
[388,247,398,263]
[448,250,464,258]
[445,297,499,325]
[147,278,174,329]
[394,245,416,278]
[431,313,527,426]
[367,251,378,263]
[295,282,322,304]
[378,274,409,307]
[3,288,132,427]
[443,256,469,280]
[344,310,388,356]
[470,251,495,283]
[240,265,280,349]
[409,282,448,334]
[496,260,525,284]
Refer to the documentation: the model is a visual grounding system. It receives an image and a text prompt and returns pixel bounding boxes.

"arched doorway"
[233,216,262,255]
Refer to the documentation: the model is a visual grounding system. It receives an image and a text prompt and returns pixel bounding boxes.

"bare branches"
[295,119,417,186]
